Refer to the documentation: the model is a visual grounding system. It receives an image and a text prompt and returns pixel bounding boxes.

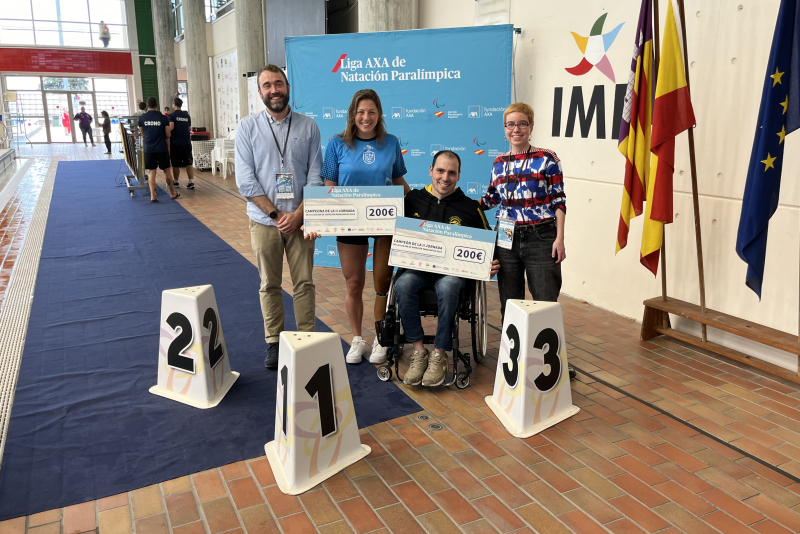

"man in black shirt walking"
[167,97,196,190]
[139,97,179,203]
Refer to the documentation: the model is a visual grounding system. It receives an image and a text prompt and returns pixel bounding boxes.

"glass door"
[45,93,74,143]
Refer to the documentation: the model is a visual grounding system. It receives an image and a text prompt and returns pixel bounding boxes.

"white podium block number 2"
[486,300,579,438]
[150,285,240,409]
[267,332,370,495]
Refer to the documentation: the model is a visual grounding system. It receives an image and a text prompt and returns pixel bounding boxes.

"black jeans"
[103,132,111,152]
[496,220,562,318]
[80,125,93,144]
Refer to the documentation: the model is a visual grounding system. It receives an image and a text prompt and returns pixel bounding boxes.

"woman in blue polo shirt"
[321,89,409,365]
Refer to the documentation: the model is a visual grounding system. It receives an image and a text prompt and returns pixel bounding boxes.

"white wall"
[418,0,800,368]
[419,0,473,28]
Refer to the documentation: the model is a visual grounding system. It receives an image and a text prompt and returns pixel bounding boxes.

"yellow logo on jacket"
[449,216,463,226]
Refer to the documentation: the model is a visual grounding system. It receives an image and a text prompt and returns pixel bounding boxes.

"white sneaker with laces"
[346,336,366,364]
[369,337,387,364]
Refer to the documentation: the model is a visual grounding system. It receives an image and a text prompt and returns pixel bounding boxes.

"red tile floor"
[1,145,800,534]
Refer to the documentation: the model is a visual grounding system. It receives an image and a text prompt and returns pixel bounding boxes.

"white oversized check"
[389,217,496,281]
[303,185,404,236]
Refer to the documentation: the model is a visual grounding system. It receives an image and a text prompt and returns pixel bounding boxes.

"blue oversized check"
[303,185,404,236]
[389,217,496,281]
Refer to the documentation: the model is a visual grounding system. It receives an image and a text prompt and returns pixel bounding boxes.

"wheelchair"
[375,268,488,389]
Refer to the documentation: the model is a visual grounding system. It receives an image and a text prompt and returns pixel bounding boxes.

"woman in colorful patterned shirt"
[481,102,566,318]
[318,89,410,364]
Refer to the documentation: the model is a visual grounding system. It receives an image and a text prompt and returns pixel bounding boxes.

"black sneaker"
[173,181,180,188]
[186,182,195,190]
[264,342,279,369]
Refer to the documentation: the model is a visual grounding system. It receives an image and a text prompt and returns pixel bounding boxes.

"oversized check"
[303,185,404,236]
[389,217,496,281]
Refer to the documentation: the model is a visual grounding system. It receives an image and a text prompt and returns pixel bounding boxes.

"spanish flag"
[640,0,695,275]
[616,0,653,253]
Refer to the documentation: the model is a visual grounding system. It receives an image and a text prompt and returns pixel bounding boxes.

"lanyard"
[266,111,292,169]
[503,145,532,208]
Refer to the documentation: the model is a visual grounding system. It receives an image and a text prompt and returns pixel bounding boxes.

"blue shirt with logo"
[321,134,407,186]
[139,110,170,153]
[168,109,192,146]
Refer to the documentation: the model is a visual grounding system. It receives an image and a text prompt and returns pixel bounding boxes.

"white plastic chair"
[211,139,235,177]
[220,149,235,179]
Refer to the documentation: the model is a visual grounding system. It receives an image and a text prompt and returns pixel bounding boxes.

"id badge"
[497,217,515,250]
[275,173,294,199]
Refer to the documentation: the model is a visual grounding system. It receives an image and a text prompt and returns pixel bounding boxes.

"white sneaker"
[369,337,388,364]
[346,336,366,364]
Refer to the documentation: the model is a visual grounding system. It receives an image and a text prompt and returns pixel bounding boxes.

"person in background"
[98,21,111,47]
[315,89,410,365]
[235,64,322,370]
[139,97,179,203]
[74,106,95,147]
[168,97,196,189]
[100,110,112,154]
[164,107,171,116]
[61,110,71,136]
[135,101,147,116]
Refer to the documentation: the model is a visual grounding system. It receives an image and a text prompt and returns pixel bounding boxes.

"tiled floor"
[2,145,800,534]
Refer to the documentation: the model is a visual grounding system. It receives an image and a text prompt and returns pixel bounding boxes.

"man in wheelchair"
[394,150,500,386]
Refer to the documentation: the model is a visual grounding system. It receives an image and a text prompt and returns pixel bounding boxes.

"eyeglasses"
[504,121,531,130]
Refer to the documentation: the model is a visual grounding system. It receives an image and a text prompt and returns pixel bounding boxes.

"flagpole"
[676,0,708,342]
[653,0,670,325]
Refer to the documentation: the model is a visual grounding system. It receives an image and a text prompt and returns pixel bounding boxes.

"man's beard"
[263,91,289,113]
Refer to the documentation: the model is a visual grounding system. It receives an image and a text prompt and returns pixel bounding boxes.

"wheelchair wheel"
[471,282,488,363]
[455,373,470,389]
[377,365,393,382]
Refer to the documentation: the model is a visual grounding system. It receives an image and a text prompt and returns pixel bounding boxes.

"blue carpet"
[0,160,419,519]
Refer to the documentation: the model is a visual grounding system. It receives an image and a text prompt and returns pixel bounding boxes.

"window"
[0,0,128,48]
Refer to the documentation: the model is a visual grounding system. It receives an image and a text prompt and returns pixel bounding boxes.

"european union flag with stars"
[736,0,800,299]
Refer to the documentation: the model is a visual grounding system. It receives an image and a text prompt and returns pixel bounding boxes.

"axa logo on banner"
[331,54,462,83]
[566,13,623,82]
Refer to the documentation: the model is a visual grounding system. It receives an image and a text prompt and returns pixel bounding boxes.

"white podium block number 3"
[150,285,239,409]
[487,300,579,438]
[267,332,370,495]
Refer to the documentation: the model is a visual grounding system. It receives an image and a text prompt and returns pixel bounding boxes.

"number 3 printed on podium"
[502,323,562,391]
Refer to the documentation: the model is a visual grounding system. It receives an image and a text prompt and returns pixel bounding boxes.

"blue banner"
[286,25,512,267]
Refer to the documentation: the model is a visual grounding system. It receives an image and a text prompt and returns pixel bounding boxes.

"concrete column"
[358,0,415,32]
[183,0,213,130]
[235,0,266,120]
[151,0,177,110]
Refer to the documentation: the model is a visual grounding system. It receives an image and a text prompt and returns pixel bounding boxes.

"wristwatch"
[269,210,278,219]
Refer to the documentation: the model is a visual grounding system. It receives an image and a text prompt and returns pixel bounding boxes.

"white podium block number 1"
[267,332,370,495]
[486,300,579,438]
[150,285,240,409]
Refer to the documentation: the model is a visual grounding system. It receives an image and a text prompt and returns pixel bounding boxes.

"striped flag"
[616,0,654,253]
[640,0,696,275]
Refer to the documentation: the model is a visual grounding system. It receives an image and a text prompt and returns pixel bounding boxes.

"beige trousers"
[249,219,316,344]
